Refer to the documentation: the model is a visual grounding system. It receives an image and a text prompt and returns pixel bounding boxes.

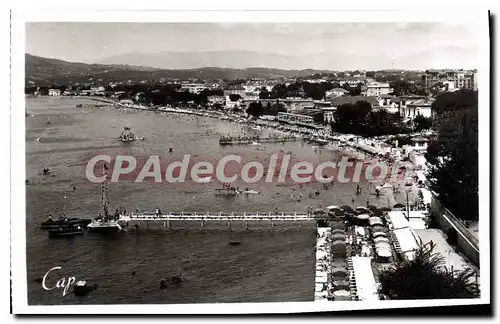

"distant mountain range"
[96,48,477,71]
[25,53,338,85]
[26,45,476,85]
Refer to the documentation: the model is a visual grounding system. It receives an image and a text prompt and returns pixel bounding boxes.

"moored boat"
[48,224,84,238]
[87,165,125,233]
[40,216,91,229]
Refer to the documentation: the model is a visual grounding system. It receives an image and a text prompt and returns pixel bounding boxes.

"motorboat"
[48,224,84,238]
[242,189,260,195]
[40,216,91,229]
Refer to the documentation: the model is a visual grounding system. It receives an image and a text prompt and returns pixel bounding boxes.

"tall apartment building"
[422,69,477,91]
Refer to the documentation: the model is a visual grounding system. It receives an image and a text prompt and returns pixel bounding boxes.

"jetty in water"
[219,134,297,145]
[118,211,313,230]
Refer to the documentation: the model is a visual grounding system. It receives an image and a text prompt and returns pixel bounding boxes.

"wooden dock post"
[245,221,249,230]
[271,219,275,229]
[167,218,170,230]
[201,219,205,230]
[146,220,149,229]
[228,220,232,231]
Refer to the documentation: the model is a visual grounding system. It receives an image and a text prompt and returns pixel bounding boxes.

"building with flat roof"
[48,89,61,96]
[422,69,476,92]
[364,82,393,97]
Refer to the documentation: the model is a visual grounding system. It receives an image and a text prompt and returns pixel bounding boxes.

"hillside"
[25,54,335,85]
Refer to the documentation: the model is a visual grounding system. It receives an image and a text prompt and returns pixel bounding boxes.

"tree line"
[330,100,411,137]
[425,90,478,222]
[259,81,362,101]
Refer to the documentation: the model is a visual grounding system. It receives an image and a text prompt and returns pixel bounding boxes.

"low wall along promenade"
[430,195,480,267]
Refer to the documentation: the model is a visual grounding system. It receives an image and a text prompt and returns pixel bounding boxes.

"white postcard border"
[10,9,490,314]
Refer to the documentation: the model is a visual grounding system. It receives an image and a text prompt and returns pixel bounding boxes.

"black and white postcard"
[9,9,490,314]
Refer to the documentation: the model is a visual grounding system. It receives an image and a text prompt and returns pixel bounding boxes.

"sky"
[25,22,480,70]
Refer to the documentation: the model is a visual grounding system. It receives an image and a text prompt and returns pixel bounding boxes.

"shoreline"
[33,95,422,189]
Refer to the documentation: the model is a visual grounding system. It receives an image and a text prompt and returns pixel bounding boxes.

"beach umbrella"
[313,208,326,215]
[333,290,351,297]
[375,242,392,249]
[368,205,378,212]
[330,261,347,269]
[356,213,370,220]
[371,225,386,232]
[356,206,369,211]
[380,207,392,212]
[332,233,345,240]
[341,205,354,212]
[393,203,405,209]
[331,228,345,235]
[327,205,340,211]
[331,277,350,284]
[329,222,345,230]
[332,248,346,256]
[374,237,390,243]
[369,217,384,226]
[376,249,392,258]
[331,268,348,276]
[372,231,388,238]
[343,212,355,219]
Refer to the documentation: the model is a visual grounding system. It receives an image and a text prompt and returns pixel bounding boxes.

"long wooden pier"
[219,135,297,145]
[120,212,312,222]
[119,212,314,230]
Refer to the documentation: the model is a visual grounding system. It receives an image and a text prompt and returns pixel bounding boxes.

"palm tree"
[378,243,479,299]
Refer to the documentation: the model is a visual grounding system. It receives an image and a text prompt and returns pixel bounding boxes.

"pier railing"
[121,212,312,222]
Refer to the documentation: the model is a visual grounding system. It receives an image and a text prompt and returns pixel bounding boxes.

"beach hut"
[327,205,340,211]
